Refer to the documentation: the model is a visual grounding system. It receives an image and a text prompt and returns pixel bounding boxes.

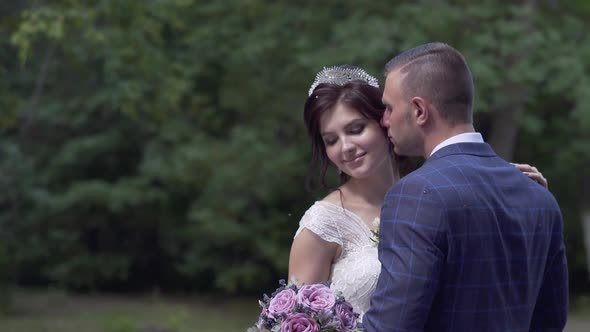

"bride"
[288,65,548,316]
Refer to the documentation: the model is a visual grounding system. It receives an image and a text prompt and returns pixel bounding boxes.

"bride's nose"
[341,137,355,154]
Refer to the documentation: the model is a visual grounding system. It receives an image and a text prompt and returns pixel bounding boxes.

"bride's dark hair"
[303,80,413,192]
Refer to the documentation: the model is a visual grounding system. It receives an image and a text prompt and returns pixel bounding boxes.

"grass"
[0,288,260,332]
[1,289,589,332]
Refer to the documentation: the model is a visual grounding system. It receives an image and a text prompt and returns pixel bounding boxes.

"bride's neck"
[341,158,398,207]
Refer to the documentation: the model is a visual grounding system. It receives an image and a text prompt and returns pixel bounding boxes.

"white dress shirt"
[430,132,484,157]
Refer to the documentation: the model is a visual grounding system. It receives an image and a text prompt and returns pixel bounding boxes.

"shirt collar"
[430,132,484,157]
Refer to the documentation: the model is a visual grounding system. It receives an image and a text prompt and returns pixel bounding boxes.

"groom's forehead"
[385,69,406,85]
[388,69,412,89]
[384,71,405,98]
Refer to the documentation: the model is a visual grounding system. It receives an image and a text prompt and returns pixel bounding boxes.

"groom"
[363,43,568,331]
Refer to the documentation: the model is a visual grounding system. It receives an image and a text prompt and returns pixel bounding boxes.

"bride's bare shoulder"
[320,190,342,206]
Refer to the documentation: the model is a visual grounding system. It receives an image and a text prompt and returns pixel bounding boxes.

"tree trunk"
[579,164,590,279]
[486,106,523,160]
[484,1,535,160]
[583,210,590,279]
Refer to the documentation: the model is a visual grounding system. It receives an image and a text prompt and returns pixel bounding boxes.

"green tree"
[2,0,589,294]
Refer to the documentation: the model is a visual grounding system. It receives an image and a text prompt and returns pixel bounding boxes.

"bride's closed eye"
[349,124,365,135]
[322,135,337,146]
[324,139,337,146]
[321,121,366,146]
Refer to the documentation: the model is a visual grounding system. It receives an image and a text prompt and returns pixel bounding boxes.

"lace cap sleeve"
[294,202,343,246]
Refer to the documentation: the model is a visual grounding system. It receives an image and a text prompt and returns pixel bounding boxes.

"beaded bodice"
[294,201,381,316]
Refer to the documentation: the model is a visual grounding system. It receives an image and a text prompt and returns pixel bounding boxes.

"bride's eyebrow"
[345,118,368,128]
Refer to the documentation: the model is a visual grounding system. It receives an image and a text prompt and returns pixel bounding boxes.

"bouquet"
[370,217,380,246]
[248,280,362,332]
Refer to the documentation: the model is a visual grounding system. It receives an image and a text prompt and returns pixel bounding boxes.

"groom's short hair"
[384,42,474,125]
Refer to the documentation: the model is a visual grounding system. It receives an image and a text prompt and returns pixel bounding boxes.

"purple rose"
[316,309,341,330]
[256,307,274,330]
[280,313,319,332]
[268,289,297,318]
[296,284,336,312]
[334,302,358,331]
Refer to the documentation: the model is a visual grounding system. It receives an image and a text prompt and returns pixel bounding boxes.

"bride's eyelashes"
[321,120,368,146]
[348,124,365,135]
[324,137,337,146]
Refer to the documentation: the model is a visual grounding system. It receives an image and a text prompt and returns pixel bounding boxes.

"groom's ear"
[411,97,429,126]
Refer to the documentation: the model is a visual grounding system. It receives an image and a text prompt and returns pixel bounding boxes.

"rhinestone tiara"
[308,65,380,96]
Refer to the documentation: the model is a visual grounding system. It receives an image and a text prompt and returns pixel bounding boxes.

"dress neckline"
[316,200,377,233]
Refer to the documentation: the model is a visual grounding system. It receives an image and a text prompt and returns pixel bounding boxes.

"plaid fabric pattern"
[363,143,568,332]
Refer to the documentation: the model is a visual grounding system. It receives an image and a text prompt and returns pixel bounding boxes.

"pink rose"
[280,313,319,332]
[334,302,358,331]
[296,284,336,312]
[268,289,297,318]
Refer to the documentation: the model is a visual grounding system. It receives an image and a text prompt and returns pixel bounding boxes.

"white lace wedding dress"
[294,201,381,317]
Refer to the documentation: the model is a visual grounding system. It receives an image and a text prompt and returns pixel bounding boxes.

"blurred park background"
[1,0,590,331]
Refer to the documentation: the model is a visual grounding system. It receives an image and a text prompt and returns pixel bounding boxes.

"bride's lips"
[344,153,366,164]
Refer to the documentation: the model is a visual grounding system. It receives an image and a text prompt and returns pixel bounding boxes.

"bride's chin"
[348,169,372,180]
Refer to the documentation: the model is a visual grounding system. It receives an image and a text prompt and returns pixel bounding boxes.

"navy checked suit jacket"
[363,143,568,332]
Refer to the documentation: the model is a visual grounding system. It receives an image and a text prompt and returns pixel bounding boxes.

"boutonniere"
[370,217,380,246]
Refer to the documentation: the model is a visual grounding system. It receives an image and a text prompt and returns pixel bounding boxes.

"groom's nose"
[381,109,391,128]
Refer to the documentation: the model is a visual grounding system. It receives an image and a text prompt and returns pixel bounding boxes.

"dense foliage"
[1,0,589,296]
